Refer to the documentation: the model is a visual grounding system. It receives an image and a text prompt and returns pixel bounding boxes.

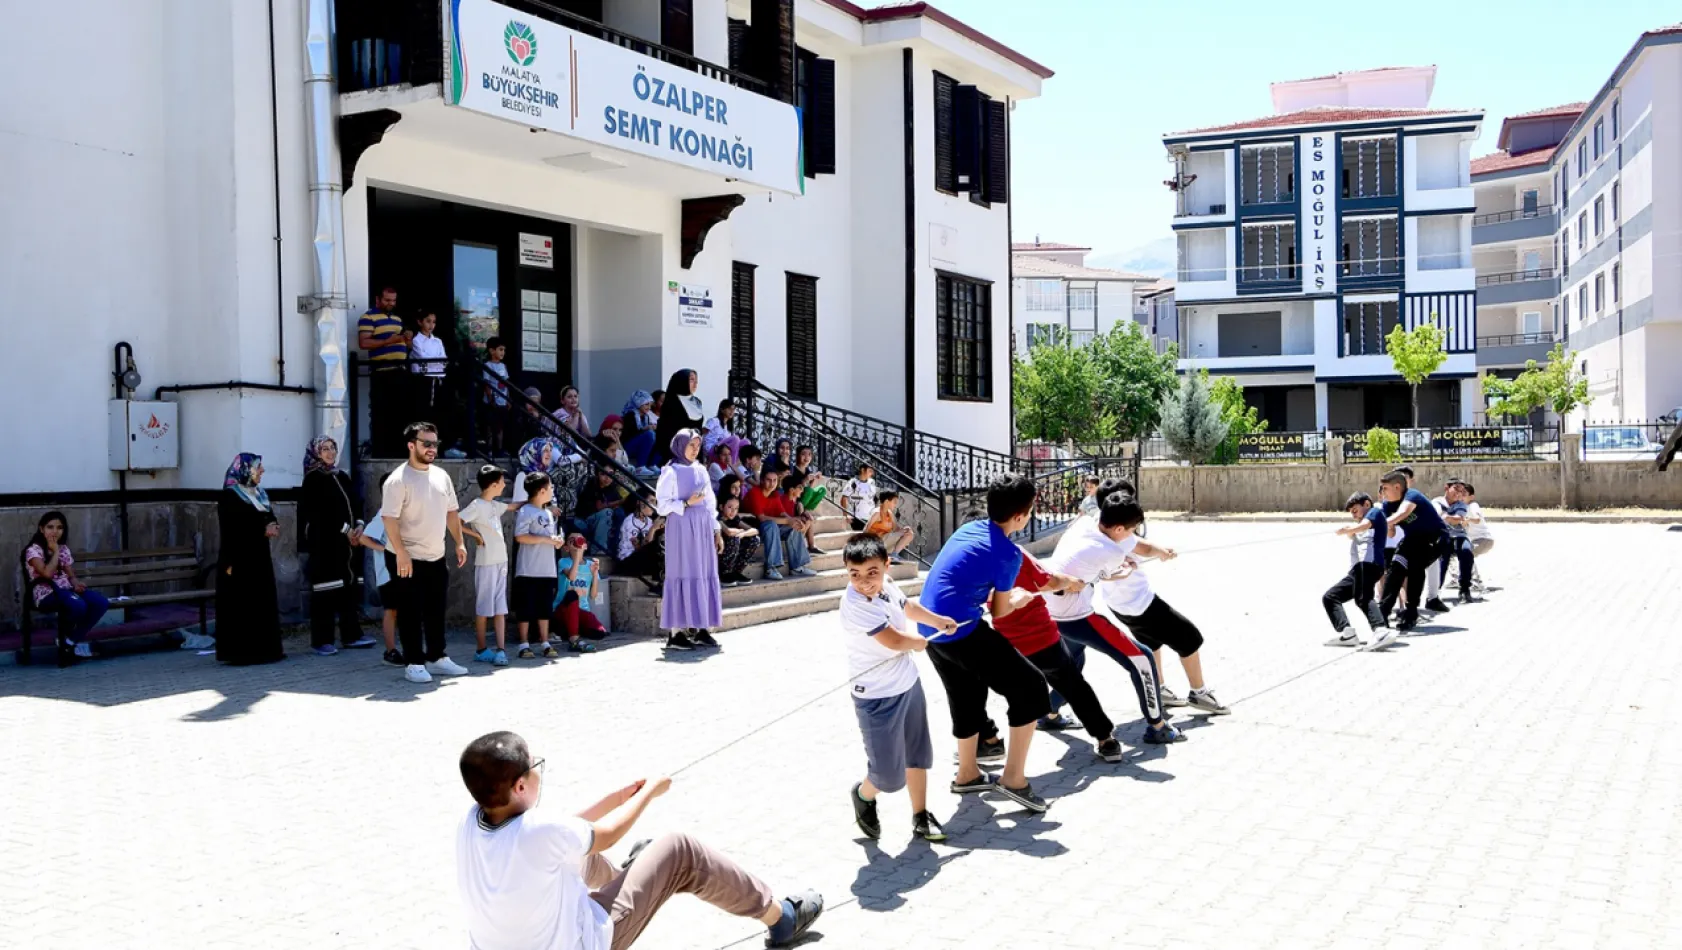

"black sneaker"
[950,772,999,794]
[1097,737,1125,762]
[382,648,406,666]
[665,632,697,651]
[912,810,948,842]
[693,630,720,648]
[1425,598,1452,613]
[1038,713,1079,732]
[850,783,880,839]
[996,781,1048,813]
[767,890,824,948]
[975,737,1006,764]
[1143,722,1187,745]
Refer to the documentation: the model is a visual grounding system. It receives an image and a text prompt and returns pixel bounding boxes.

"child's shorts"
[512,576,557,624]
[852,679,933,794]
[1117,595,1205,657]
[475,563,509,617]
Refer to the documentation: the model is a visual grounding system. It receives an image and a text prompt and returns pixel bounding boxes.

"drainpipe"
[302,0,350,456]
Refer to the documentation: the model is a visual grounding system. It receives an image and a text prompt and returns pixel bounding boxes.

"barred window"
[937,273,993,401]
[1342,299,1400,356]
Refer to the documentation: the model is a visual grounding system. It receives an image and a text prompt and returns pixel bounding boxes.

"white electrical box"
[109,400,180,471]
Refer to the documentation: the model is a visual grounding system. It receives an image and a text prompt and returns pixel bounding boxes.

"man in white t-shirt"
[455,731,824,950]
[381,421,469,684]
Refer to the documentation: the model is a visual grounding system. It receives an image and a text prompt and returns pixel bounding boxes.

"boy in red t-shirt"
[988,549,1124,763]
[743,469,816,580]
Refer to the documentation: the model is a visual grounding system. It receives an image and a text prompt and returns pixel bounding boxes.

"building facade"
[1163,67,1484,432]
[1,0,1048,501]
[1010,241,1155,354]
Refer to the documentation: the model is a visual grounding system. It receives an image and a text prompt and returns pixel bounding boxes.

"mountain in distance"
[1088,235,1174,279]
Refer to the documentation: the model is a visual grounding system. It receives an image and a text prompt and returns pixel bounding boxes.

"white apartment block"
[1010,241,1156,355]
[1163,67,1484,432]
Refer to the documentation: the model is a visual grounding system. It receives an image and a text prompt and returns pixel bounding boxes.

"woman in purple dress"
[655,429,724,651]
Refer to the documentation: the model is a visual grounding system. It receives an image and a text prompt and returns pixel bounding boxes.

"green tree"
[1088,322,1180,445]
[1159,371,1231,512]
[1207,374,1267,464]
[1386,318,1448,427]
[1483,343,1592,428]
[1365,426,1402,464]
[1012,327,1103,443]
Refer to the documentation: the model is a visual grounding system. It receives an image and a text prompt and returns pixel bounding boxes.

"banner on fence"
[1237,431,1326,460]
[1341,427,1532,459]
[1430,427,1505,451]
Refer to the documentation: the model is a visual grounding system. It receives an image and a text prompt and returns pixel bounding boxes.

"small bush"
[1366,426,1401,464]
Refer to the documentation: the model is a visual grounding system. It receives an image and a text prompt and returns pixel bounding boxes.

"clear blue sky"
[930,0,1678,263]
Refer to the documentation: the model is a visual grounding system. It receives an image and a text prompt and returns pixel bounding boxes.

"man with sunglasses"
[380,421,469,683]
[456,731,824,949]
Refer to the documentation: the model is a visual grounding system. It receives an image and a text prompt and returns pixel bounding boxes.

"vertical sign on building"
[1300,132,1337,295]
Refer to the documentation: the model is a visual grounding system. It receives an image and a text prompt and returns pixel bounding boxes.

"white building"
[1543,25,1682,425]
[1163,66,1484,432]
[1011,241,1156,354]
[1,0,1049,500]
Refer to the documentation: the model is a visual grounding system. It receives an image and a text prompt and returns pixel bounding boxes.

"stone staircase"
[607,514,922,635]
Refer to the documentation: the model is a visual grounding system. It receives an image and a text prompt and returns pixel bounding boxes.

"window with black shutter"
[936,273,992,401]
[727,18,748,73]
[660,0,693,55]
[983,98,1009,204]
[934,72,957,193]
[786,273,819,399]
[954,84,980,195]
[794,48,837,177]
[732,262,756,380]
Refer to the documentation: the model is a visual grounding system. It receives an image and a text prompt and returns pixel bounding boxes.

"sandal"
[567,638,596,653]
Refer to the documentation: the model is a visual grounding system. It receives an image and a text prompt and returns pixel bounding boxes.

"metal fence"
[1581,421,1675,459]
[1336,425,1557,461]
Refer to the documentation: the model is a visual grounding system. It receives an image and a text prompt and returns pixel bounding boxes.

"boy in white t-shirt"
[841,464,879,530]
[459,465,511,666]
[455,731,824,950]
[839,533,959,842]
[1462,483,1492,591]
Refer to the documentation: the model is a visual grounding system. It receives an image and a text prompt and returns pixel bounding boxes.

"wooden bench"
[16,545,214,667]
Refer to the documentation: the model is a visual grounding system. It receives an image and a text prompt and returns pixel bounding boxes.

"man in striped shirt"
[359,286,410,456]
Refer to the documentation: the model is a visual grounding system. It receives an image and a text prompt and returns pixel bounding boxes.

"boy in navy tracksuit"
[1324,492,1394,650]
[1377,470,1449,632]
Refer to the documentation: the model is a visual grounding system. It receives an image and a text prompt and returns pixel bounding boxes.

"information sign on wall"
[671,282,713,328]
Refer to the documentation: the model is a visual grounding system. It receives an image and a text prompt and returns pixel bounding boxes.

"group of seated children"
[1321,466,1494,649]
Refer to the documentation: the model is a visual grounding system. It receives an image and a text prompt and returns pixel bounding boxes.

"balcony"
[1472,206,1558,245]
[1477,331,1557,367]
[1476,268,1560,305]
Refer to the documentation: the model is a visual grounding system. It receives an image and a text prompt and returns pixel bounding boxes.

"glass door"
[453,242,500,358]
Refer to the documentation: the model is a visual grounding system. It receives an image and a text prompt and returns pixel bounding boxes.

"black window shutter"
[751,0,796,104]
[661,0,693,55]
[809,58,837,175]
[984,98,1009,204]
[727,18,748,73]
[732,262,757,380]
[933,72,956,193]
[954,84,981,193]
[786,274,818,399]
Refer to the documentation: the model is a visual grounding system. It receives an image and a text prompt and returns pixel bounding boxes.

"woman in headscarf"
[216,453,285,665]
[594,414,631,468]
[652,368,705,466]
[621,390,659,467]
[654,429,723,651]
[298,437,378,656]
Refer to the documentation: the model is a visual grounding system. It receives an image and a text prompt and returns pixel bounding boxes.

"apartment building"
[1011,241,1156,355]
[1163,67,1484,431]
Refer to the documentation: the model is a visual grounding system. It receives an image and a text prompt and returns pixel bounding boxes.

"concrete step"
[607,564,921,635]
[717,575,925,631]
[717,562,918,608]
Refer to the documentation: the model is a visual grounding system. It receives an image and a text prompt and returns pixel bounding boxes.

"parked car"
[1582,426,1666,461]
[1659,406,1682,425]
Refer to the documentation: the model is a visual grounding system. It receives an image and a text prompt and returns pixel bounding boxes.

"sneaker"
[383,648,406,666]
[693,630,720,648]
[808,546,828,556]
[404,664,432,683]
[764,568,785,581]
[665,631,697,651]
[1038,713,1079,732]
[950,773,998,794]
[888,556,904,566]
[731,573,754,586]
[1425,598,1452,614]
[912,811,948,842]
[1459,589,1478,603]
[1187,688,1231,715]
[474,647,498,663]
[492,650,509,667]
[72,641,95,659]
[850,783,881,839]
[1143,723,1186,745]
[1160,686,1189,708]
[427,657,469,676]
[1325,631,1362,648]
[1365,628,1401,651]
[766,890,824,948]
[975,737,1006,764]
[996,781,1048,813]
[1097,737,1125,762]
[517,646,537,659]
[791,566,818,577]
[313,644,339,657]
[343,635,379,649]
[540,644,561,658]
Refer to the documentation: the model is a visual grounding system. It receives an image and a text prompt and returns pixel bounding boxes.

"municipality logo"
[504,21,538,66]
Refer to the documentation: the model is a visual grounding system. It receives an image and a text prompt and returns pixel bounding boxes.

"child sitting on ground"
[552,533,607,651]
[840,533,960,842]
[459,465,512,666]
[864,490,916,564]
[512,473,564,659]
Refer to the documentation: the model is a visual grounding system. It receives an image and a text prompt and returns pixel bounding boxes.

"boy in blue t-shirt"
[1377,470,1447,631]
[916,473,1051,814]
[1324,492,1394,650]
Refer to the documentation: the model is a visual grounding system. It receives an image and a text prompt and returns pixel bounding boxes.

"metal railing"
[1582,421,1674,457]
[779,391,1020,493]
[1473,205,1555,226]
[1477,331,1556,348]
[1477,268,1557,286]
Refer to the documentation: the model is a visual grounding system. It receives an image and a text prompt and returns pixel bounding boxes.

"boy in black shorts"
[1377,469,1449,632]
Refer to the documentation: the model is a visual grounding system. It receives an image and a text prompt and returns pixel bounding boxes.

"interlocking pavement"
[3,522,1680,949]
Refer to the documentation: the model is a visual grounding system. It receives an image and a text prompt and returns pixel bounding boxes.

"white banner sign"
[1300,132,1337,294]
[672,281,714,327]
[444,0,804,194]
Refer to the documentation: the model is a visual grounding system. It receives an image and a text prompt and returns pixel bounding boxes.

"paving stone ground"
[4,522,1681,950]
